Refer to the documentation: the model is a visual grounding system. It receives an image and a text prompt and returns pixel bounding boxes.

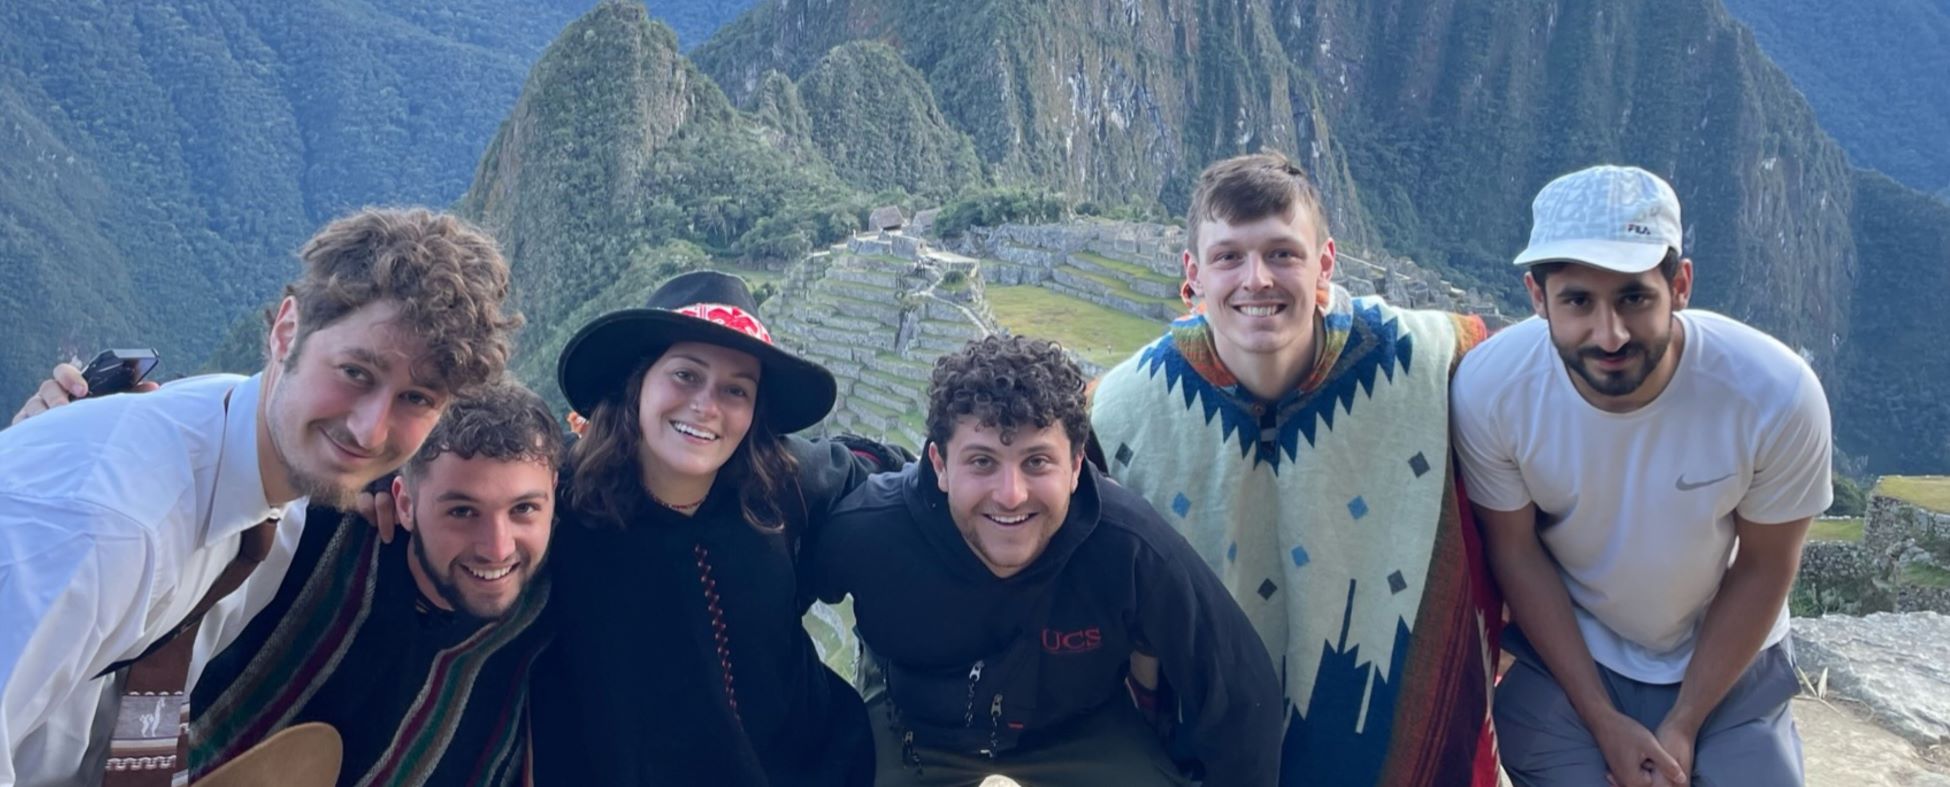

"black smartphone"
[80,349,160,397]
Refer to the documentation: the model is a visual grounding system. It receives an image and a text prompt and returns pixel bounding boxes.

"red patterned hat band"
[674,302,774,345]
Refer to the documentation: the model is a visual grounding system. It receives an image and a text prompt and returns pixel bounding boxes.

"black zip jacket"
[806,460,1282,786]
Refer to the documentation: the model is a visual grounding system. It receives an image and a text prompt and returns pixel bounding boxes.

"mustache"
[1577,344,1645,362]
[323,424,385,456]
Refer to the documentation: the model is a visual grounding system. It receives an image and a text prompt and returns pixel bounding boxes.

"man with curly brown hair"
[0,207,520,787]
[808,334,1280,786]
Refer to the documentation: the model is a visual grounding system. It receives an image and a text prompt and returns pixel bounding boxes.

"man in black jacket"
[808,335,1281,787]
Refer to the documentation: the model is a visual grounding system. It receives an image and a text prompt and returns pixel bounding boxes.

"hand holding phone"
[80,349,160,398]
[10,354,161,427]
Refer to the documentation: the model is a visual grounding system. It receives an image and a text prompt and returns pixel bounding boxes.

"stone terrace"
[769,231,994,452]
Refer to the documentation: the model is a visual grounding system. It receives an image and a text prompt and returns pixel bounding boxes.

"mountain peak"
[460,0,738,320]
[797,40,983,201]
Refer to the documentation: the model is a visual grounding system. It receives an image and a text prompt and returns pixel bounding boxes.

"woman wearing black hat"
[532,271,883,786]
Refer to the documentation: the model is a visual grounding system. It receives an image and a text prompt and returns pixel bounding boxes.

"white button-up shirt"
[0,374,302,787]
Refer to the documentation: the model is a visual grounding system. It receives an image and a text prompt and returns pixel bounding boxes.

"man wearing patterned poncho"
[1090,153,1506,786]
[185,383,562,786]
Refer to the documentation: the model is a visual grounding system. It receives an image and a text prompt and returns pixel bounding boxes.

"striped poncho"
[1091,284,1504,786]
[187,506,551,787]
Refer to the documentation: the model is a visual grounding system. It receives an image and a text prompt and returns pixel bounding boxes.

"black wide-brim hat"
[557,270,837,435]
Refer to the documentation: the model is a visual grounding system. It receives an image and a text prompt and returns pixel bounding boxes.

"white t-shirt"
[1452,310,1832,683]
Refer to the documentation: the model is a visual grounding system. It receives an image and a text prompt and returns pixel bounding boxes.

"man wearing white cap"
[1452,165,1830,786]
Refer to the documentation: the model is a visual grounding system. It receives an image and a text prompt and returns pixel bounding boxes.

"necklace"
[650,489,707,512]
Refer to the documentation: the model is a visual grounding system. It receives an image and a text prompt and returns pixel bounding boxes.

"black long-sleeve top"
[531,437,877,786]
[806,460,1283,785]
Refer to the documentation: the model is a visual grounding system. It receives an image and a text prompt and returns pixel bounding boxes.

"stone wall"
[768,231,997,452]
[1796,494,1950,616]
[1796,540,1885,616]
[1865,495,1950,564]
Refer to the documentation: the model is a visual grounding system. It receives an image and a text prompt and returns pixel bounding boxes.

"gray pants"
[1495,628,1804,787]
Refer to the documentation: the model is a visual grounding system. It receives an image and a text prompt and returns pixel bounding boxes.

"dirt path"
[1799,696,1950,787]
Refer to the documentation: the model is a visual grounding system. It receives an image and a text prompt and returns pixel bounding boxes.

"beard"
[1556,332,1673,398]
[287,464,360,510]
[407,522,540,621]
[264,369,399,510]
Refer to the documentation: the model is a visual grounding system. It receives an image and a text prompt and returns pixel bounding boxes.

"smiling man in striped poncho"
[1090,152,1506,786]
[184,383,563,786]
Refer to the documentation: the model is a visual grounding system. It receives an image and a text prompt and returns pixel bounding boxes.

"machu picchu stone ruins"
[767,217,1506,452]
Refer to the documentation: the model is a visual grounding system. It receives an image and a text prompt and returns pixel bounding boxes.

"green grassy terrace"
[986,285,1164,368]
[1874,475,1950,513]
[1808,517,1865,542]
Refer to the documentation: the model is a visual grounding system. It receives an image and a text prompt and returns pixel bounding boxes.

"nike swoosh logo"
[1675,473,1734,491]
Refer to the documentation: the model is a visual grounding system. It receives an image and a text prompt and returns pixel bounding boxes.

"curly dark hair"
[925,335,1090,452]
[400,381,563,482]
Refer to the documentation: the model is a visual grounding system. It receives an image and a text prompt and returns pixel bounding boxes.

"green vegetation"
[1901,562,1950,589]
[1808,518,1865,543]
[9,0,1950,481]
[749,70,812,142]
[506,241,712,413]
[1066,266,1179,311]
[1722,0,1950,198]
[934,188,1067,238]
[1873,476,1950,514]
[986,285,1162,369]
[722,262,786,290]
[690,0,1950,473]
[803,598,858,684]
[797,41,984,202]
[454,2,883,395]
[0,0,775,399]
[0,0,593,400]
[1827,476,1870,518]
[1837,173,1950,473]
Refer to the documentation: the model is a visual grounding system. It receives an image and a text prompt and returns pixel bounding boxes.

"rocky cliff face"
[1721,0,1950,200]
[691,0,1948,472]
[1278,0,1857,357]
[1839,174,1950,472]
[694,0,1371,229]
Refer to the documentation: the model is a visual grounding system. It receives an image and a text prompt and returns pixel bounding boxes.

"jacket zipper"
[962,660,983,728]
[981,693,1004,758]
